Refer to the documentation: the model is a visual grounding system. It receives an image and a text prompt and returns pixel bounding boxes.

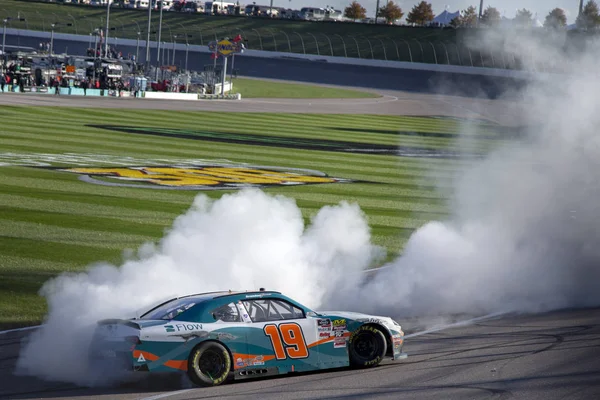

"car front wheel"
[348,325,387,368]
[187,341,231,387]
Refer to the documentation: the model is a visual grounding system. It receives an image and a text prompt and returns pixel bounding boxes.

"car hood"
[315,311,400,329]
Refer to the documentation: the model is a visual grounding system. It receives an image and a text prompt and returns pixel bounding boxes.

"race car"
[91,289,407,387]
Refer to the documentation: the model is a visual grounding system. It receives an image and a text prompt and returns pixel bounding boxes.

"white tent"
[433,10,460,25]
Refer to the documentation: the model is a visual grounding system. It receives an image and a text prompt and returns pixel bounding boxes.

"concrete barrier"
[142,92,200,101]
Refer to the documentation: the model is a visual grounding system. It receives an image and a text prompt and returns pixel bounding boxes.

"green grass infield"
[231,78,379,98]
[0,106,509,328]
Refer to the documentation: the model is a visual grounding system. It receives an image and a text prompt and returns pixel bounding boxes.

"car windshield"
[140,298,198,320]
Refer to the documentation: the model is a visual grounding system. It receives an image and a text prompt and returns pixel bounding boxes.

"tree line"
[343,0,600,30]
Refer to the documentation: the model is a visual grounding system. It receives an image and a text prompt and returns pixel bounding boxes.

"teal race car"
[91,289,407,387]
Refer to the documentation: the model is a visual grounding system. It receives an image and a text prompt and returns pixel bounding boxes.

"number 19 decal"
[264,323,309,360]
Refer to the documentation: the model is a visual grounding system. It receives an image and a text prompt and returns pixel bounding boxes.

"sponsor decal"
[333,337,347,348]
[317,319,332,328]
[251,355,265,366]
[236,357,245,368]
[137,354,146,363]
[245,293,273,299]
[319,332,330,338]
[55,165,352,190]
[89,125,479,159]
[163,323,203,332]
[332,319,347,331]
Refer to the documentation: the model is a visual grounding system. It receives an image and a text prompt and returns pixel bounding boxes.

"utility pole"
[2,18,9,55]
[579,0,584,16]
[375,0,380,23]
[104,0,112,57]
[145,0,152,67]
[478,0,484,20]
[155,0,163,81]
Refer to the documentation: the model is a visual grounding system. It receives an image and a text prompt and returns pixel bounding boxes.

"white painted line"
[139,389,194,400]
[0,325,41,335]
[404,311,507,338]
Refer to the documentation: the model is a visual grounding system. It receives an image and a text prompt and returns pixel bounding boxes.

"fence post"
[307,32,319,55]
[36,11,45,31]
[437,42,450,65]
[384,36,399,60]
[350,36,360,58]
[479,50,484,67]
[364,37,374,59]
[412,39,424,63]
[195,28,204,46]
[334,34,347,57]
[428,41,438,64]
[323,33,333,56]
[293,31,305,54]
[267,28,277,51]
[252,29,263,50]
[279,29,292,53]
[67,13,77,34]
[400,39,412,62]
[377,38,387,60]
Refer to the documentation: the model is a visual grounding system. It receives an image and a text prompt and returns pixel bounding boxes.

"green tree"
[406,1,435,26]
[514,8,533,27]
[544,8,567,29]
[481,6,501,27]
[378,1,404,24]
[462,5,479,27]
[576,0,600,30]
[451,5,478,28]
[344,1,367,22]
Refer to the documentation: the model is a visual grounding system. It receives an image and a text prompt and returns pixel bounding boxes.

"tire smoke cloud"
[16,189,380,385]
[16,29,600,387]
[332,29,600,317]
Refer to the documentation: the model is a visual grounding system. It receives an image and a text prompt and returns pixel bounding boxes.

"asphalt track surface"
[1,309,600,400]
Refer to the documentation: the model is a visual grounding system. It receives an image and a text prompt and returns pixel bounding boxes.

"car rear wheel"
[348,325,387,368]
[187,341,231,387]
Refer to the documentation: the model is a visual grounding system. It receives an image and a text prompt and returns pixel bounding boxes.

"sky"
[277,0,580,22]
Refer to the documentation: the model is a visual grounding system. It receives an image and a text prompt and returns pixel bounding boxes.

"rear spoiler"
[97,319,141,330]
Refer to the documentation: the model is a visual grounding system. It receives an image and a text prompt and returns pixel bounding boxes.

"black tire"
[187,341,232,387]
[348,325,387,368]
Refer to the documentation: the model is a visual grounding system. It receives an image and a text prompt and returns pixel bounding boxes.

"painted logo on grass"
[57,165,353,190]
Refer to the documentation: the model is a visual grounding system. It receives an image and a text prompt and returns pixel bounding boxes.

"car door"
[239,298,319,373]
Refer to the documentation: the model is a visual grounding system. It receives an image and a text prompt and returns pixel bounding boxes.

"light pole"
[185,42,189,72]
[2,18,10,55]
[136,31,141,62]
[104,0,112,57]
[172,34,176,65]
[50,23,57,55]
[155,0,164,81]
[145,0,152,67]
[478,0,484,20]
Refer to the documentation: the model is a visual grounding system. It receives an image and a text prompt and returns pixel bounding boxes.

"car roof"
[177,290,282,302]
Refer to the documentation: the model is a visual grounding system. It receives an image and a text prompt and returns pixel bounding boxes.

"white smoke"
[16,189,381,385]
[16,28,600,387]
[329,30,600,317]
